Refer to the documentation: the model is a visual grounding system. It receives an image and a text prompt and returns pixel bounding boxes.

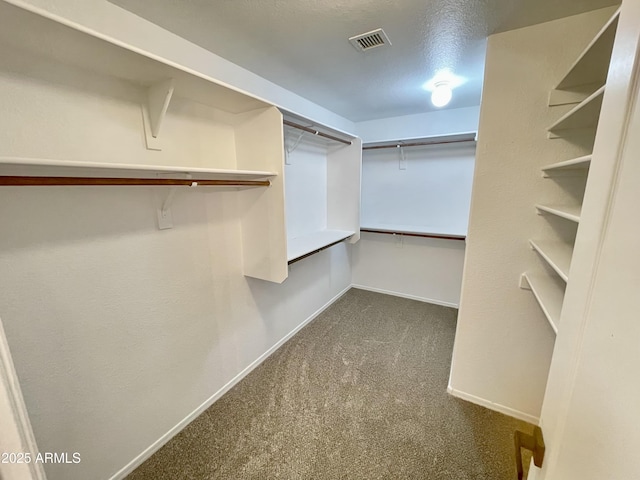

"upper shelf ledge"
[535,204,581,223]
[0,157,277,180]
[555,9,620,92]
[542,155,592,177]
[0,1,270,115]
[548,86,605,137]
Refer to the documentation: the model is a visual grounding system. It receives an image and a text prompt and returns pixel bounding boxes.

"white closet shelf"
[555,9,620,91]
[522,272,563,334]
[0,157,276,181]
[535,204,582,223]
[529,239,572,282]
[0,1,268,114]
[547,86,605,134]
[360,224,466,239]
[542,155,591,176]
[287,230,355,262]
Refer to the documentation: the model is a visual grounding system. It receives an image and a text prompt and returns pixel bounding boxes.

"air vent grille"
[349,28,391,52]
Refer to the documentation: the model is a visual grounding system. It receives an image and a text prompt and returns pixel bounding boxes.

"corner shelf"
[542,155,591,177]
[555,9,620,91]
[287,230,355,263]
[548,86,605,136]
[535,204,581,223]
[529,239,572,282]
[522,272,563,334]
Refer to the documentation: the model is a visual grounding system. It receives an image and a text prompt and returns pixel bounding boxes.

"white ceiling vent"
[349,28,391,52]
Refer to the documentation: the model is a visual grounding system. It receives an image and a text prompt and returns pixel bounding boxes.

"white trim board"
[351,284,459,309]
[109,285,351,480]
[0,317,47,480]
[447,385,540,425]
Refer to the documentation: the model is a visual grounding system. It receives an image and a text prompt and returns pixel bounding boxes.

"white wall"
[0,189,352,480]
[449,8,618,423]
[7,0,355,135]
[360,143,475,236]
[354,106,480,143]
[352,233,466,307]
[352,111,477,307]
[284,142,328,239]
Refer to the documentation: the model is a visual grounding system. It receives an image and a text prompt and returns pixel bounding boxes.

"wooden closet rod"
[288,237,350,265]
[360,228,465,241]
[362,138,475,150]
[0,176,271,187]
[283,120,352,146]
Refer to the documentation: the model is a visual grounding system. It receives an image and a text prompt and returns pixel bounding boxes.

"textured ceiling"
[110,0,618,122]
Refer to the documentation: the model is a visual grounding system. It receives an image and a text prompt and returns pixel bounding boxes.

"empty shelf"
[548,86,605,134]
[555,9,619,90]
[0,157,277,180]
[0,2,268,114]
[542,155,591,176]
[536,204,581,223]
[523,272,563,334]
[287,230,354,262]
[529,239,573,282]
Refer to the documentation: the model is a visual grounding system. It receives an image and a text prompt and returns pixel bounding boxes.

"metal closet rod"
[0,176,271,187]
[283,120,352,146]
[362,138,475,150]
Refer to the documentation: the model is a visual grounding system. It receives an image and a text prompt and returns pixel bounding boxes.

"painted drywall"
[352,119,475,307]
[354,106,480,144]
[0,39,352,480]
[352,233,466,307]
[6,0,355,135]
[284,142,329,240]
[449,8,619,422]
[360,143,475,236]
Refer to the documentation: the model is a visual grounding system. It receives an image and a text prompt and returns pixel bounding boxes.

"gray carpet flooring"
[127,289,532,479]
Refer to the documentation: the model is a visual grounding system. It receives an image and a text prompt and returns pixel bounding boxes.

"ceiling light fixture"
[431,82,452,108]
[422,69,466,108]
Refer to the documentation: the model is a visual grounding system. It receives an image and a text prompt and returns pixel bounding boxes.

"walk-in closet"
[1,1,639,480]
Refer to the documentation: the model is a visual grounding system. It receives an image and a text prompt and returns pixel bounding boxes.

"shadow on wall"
[245,244,352,339]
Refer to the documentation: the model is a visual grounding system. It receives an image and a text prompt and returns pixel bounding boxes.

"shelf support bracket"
[142,78,175,151]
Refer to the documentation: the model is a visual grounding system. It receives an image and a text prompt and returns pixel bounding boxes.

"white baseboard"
[109,285,351,480]
[447,385,540,425]
[351,284,459,309]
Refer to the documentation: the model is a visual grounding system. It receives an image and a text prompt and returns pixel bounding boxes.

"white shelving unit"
[0,1,297,283]
[523,8,620,337]
[283,114,362,264]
